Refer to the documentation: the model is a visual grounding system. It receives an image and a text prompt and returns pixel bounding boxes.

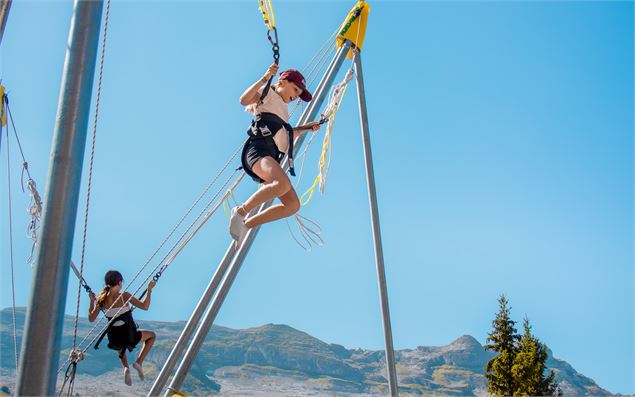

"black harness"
[241,112,296,182]
[94,310,139,358]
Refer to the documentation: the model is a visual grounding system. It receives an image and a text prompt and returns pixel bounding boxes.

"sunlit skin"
[239,63,320,138]
[274,78,303,103]
[88,279,156,372]
[236,63,322,230]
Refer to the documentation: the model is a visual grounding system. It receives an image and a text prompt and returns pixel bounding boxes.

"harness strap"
[93,319,110,350]
[93,311,131,351]
[249,112,296,176]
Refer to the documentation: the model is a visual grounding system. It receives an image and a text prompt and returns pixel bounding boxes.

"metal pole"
[147,244,236,396]
[354,53,399,396]
[163,41,353,397]
[0,0,11,46]
[147,179,247,396]
[16,1,103,395]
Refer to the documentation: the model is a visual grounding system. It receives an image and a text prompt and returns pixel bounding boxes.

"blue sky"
[1,0,633,394]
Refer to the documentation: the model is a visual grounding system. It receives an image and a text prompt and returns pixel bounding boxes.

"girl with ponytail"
[88,270,156,386]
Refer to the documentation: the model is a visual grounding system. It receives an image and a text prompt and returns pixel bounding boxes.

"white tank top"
[246,86,291,153]
[104,304,131,326]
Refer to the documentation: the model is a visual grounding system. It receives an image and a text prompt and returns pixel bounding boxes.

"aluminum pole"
[163,41,353,397]
[147,243,237,396]
[16,1,103,395]
[354,53,399,396]
[0,0,11,46]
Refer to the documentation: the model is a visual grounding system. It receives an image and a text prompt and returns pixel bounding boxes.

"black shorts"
[241,136,282,183]
[106,313,142,353]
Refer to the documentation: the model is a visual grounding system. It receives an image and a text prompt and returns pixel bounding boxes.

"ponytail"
[96,286,110,308]
[97,270,123,308]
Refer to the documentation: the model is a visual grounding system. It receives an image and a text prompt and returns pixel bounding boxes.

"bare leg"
[120,351,132,385]
[135,330,156,365]
[244,187,300,228]
[119,350,129,368]
[239,156,298,227]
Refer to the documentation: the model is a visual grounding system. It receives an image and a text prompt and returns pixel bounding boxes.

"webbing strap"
[250,112,295,176]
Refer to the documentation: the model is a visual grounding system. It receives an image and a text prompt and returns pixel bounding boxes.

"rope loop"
[68,348,85,364]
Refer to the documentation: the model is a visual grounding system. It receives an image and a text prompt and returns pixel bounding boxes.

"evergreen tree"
[512,317,562,396]
[484,294,520,396]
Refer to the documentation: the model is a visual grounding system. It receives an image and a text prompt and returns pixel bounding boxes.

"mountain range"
[0,307,615,396]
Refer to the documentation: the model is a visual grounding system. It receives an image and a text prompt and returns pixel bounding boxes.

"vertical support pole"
[0,0,11,46]
[354,53,399,397]
[161,41,353,397]
[16,1,103,395]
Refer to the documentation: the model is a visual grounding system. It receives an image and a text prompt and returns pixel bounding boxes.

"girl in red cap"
[229,63,321,244]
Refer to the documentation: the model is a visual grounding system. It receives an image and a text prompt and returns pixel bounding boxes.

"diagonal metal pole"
[0,0,11,46]
[354,52,399,396]
[162,41,354,397]
[147,243,237,396]
[147,178,247,396]
[16,1,103,395]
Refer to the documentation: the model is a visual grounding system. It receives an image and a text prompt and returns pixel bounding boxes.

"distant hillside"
[0,307,614,396]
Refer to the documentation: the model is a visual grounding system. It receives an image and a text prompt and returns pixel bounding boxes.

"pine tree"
[512,317,562,396]
[484,294,520,396]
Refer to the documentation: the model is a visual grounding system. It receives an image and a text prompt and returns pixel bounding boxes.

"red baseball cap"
[279,69,312,102]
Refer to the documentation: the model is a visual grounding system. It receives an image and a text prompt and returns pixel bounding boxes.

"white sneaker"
[123,366,132,386]
[234,221,250,249]
[132,361,145,381]
[229,207,247,241]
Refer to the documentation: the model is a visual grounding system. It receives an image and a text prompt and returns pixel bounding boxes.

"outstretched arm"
[124,280,156,311]
[293,121,322,140]
[240,63,279,106]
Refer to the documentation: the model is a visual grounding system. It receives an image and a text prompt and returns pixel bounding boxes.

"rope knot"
[68,349,84,364]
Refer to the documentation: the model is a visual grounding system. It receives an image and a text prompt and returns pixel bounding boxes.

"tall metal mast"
[354,52,399,397]
[16,1,104,394]
[0,0,11,46]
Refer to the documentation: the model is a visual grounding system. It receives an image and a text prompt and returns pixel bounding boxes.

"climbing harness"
[241,111,296,183]
[94,309,140,357]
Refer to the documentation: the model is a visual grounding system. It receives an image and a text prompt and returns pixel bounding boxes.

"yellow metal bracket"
[336,1,370,59]
[0,84,6,127]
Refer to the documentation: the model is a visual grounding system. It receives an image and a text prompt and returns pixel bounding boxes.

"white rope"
[57,1,112,394]
[59,141,244,370]
[4,112,19,371]
[71,0,111,355]
[59,5,348,372]
[25,178,42,264]
[285,213,324,251]
[3,96,42,264]
[62,167,243,368]
[298,65,355,209]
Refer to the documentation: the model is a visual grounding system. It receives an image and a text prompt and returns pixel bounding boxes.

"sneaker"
[123,366,132,386]
[132,361,145,381]
[229,206,247,241]
[234,221,250,249]
[229,207,247,240]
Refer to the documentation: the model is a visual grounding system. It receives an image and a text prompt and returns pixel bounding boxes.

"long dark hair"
[96,270,123,308]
